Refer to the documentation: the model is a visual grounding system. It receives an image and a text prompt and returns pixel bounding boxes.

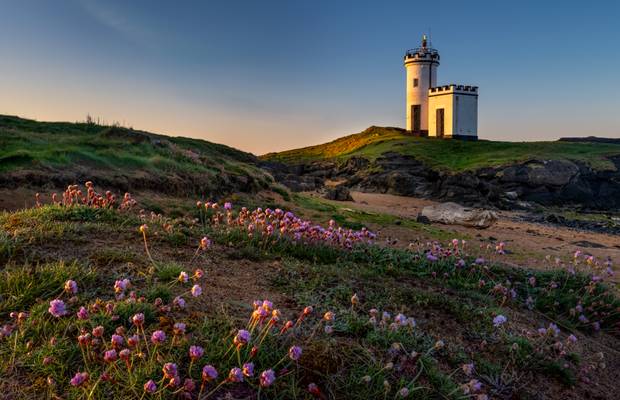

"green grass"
[291,193,454,239]
[0,115,269,190]
[2,203,618,399]
[262,126,620,171]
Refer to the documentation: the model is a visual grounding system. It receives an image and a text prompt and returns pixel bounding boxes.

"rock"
[420,202,498,228]
[505,191,518,200]
[416,214,431,224]
[324,185,353,201]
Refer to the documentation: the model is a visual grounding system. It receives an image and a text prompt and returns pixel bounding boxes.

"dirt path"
[335,191,620,275]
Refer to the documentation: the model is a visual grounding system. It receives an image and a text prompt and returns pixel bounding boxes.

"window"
[413,78,419,88]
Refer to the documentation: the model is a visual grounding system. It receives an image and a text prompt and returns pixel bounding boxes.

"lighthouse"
[404,35,478,139]
[404,34,439,135]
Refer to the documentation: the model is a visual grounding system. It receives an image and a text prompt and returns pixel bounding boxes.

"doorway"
[412,105,421,132]
[436,108,444,137]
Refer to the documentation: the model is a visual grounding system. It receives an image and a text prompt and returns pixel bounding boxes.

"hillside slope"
[262,127,620,210]
[262,126,620,171]
[0,115,272,197]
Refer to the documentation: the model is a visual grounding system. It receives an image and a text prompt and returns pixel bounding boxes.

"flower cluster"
[197,202,376,249]
[35,181,137,210]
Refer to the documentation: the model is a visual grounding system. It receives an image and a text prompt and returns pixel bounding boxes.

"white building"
[404,35,478,139]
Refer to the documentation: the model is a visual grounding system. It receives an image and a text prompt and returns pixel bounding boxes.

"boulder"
[420,202,498,228]
[324,185,353,201]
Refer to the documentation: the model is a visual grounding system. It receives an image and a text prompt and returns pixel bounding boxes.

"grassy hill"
[0,115,272,195]
[262,126,620,171]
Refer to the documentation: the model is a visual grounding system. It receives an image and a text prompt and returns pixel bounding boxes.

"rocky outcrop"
[420,202,498,228]
[324,185,353,201]
[264,153,620,211]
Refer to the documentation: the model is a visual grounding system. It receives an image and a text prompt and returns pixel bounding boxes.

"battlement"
[404,47,440,63]
[429,84,478,95]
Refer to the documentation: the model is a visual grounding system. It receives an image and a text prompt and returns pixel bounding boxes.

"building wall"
[453,94,478,137]
[428,89,478,138]
[428,93,453,137]
[405,62,437,133]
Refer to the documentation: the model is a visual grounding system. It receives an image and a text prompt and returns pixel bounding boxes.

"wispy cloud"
[76,0,156,49]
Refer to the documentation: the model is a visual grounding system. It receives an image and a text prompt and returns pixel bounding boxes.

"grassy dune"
[262,126,620,171]
[0,115,271,195]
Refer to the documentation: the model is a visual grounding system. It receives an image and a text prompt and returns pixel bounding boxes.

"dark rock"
[571,240,607,248]
[416,214,431,224]
[324,185,353,201]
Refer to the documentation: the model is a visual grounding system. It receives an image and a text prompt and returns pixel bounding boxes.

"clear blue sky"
[1,0,619,154]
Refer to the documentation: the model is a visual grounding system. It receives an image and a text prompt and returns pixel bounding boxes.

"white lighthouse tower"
[404,34,439,135]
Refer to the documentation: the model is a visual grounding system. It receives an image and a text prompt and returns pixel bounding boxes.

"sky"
[1,0,619,154]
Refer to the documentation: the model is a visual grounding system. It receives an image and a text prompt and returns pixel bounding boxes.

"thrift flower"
[234,329,250,346]
[64,280,78,295]
[48,299,67,318]
[173,296,186,309]
[173,322,186,336]
[178,271,189,283]
[144,380,157,394]
[202,365,218,381]
[493,315,507,327]
[191,284,202,297]
[228,367,244,382]
[289,345,302,361]
[76,306,89,320]
[260,369,276,387]
[162,363,178,379]
[103,349,117,363]
[111,334,124,348]
[242,362,254,377]
[70,372,89,387]
[132,313,145,327]
[151,330,166,345]
[189,345,204,361]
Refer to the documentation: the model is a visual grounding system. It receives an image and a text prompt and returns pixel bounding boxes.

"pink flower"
[111,334,124,348]
[200,237,211,250]
[162,362,178,379]
[119,348,131,360]
[48,299,67,318]
[224,202,232,211]
[323,311,335,322]
[103,349,117,363]
[127,334,139,347]
[462,363,475,376]
[114,279,130,294]
[151,330,166,345]
[289,345,302,361]
[178,271,189,283]
[189,345,204,361]
[228,367,244,382]
[308,383,321,395]
[144,379,157,393]
[242,362,254,377]
[132,313,145,327]
[183,378,196,392]
[193,269,205,279]
[173,296,186,309]
[260,369,276,387]
[173,322,186,336]
[64,280,78,295]
[191,284,202,297]
[76,306,89,320]
[233,329,250,346]
[202,365,218,381]
[493,315,507,327]
[70,372,89,387]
